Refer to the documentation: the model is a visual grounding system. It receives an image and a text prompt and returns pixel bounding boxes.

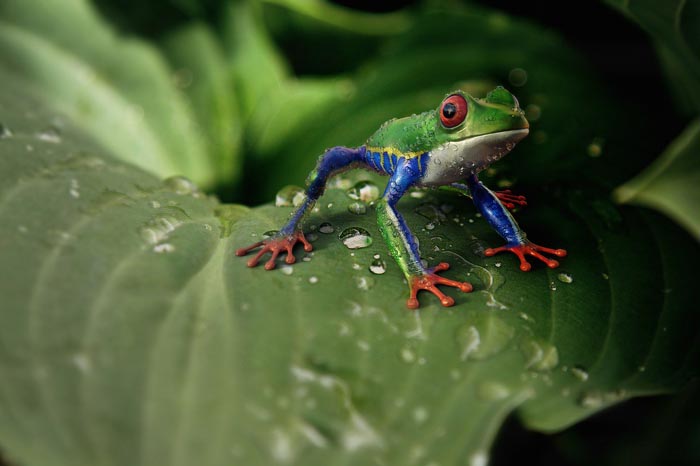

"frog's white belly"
[420,129,529,186]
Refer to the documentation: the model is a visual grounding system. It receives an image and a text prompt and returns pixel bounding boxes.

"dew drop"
[355,276,374,290]
[339,227,373,249]
[36,126,62,143]
[413,407,429,424]
[399,347,416,363]
[477,381,511,400]
[520,339,559,371]
[347,180,379,203]
[275,185,306,207]
[0,123,13,139]
[557,272,573,284]
[456,325,481,361]
[280,265,294,276]
[69,179,80,199]
[319,222,335,234]
[455,315,514,361]
[71,353,91,372]
[309,276,319,284]
[369,258,386,275]
[153,243,175,253]
[164,175,200,196]
[570,365,589,381]
[347,202,367,215]
[140,215,183,245]
[468,451,489,466]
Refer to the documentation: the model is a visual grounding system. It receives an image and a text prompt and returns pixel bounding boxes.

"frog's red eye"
[439,94,468,128]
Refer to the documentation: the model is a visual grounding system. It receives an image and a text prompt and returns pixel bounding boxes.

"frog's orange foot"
[236,231,313,270]
[406,262,473,309]
[485,242,567,272]
[495,190,527,210]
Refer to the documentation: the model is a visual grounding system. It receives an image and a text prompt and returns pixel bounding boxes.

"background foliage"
[0,0,698,465]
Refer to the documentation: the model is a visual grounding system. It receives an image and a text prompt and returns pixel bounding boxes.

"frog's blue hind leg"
[465,174,566,271]
[377,158,472,309]
[236,146,367,269]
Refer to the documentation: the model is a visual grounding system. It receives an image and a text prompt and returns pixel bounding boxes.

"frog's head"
[430,86,529,177]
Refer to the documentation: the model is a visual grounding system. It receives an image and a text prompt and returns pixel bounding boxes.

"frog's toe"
[485,241,567,271]
[494,190,527,210]
[406,263,472,309]
[236,231,313,270]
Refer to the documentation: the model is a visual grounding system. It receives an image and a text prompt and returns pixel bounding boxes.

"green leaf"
[1,73,698,466]
[0,0,216,186]
[605,0,700,114]
[260,0,412,36]
[614,119,700,240]
[161,23,244,186]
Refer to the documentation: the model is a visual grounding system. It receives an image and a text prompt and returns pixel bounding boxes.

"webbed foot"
[494,190,527,210]
[406,262,473,309]
[484,242,567,271]
[236,231,313,270]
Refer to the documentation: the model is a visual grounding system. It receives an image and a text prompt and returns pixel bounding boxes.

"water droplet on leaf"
[164,175,200,196]
[275,185,306,207]
[347,202,367,215]
[570,365,589,381]
[557,272,573,284]
[520,339,559,371]
[319,222,335,234]
[347,181,379,203]
[36,126,62,143]
[153,243,175,253]
[369,258,386,275]
[339,227,373,249]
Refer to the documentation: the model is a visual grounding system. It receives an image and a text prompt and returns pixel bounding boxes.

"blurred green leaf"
[224,1,291,120]
[162,23,244,185]
[614,119,700,240]
[1,71,698,466]
[0,0,217,186]
[261,0,412,35]
[605,0,700,114]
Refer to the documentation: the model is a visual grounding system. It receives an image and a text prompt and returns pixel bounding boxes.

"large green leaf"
[1,74,698,466]
[606,0,700,114]
[604,0,700,240]
[0,0,218,186]
[614,119,700,240]
[161,23,244,186]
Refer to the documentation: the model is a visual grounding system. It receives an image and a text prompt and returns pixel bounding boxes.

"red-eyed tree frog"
[237,87,567,309]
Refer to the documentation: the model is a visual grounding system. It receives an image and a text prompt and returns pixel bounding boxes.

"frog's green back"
[365,110,438,157]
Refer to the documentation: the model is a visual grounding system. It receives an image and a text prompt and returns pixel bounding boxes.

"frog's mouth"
[421,129,529,185]
[479,128,530,163]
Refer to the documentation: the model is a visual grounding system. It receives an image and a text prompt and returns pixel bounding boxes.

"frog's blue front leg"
[465,174,566,271]
[377,159,472,309]
[236,146,366,269]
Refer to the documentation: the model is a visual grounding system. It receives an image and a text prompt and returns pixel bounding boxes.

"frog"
[236,87,567,309]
